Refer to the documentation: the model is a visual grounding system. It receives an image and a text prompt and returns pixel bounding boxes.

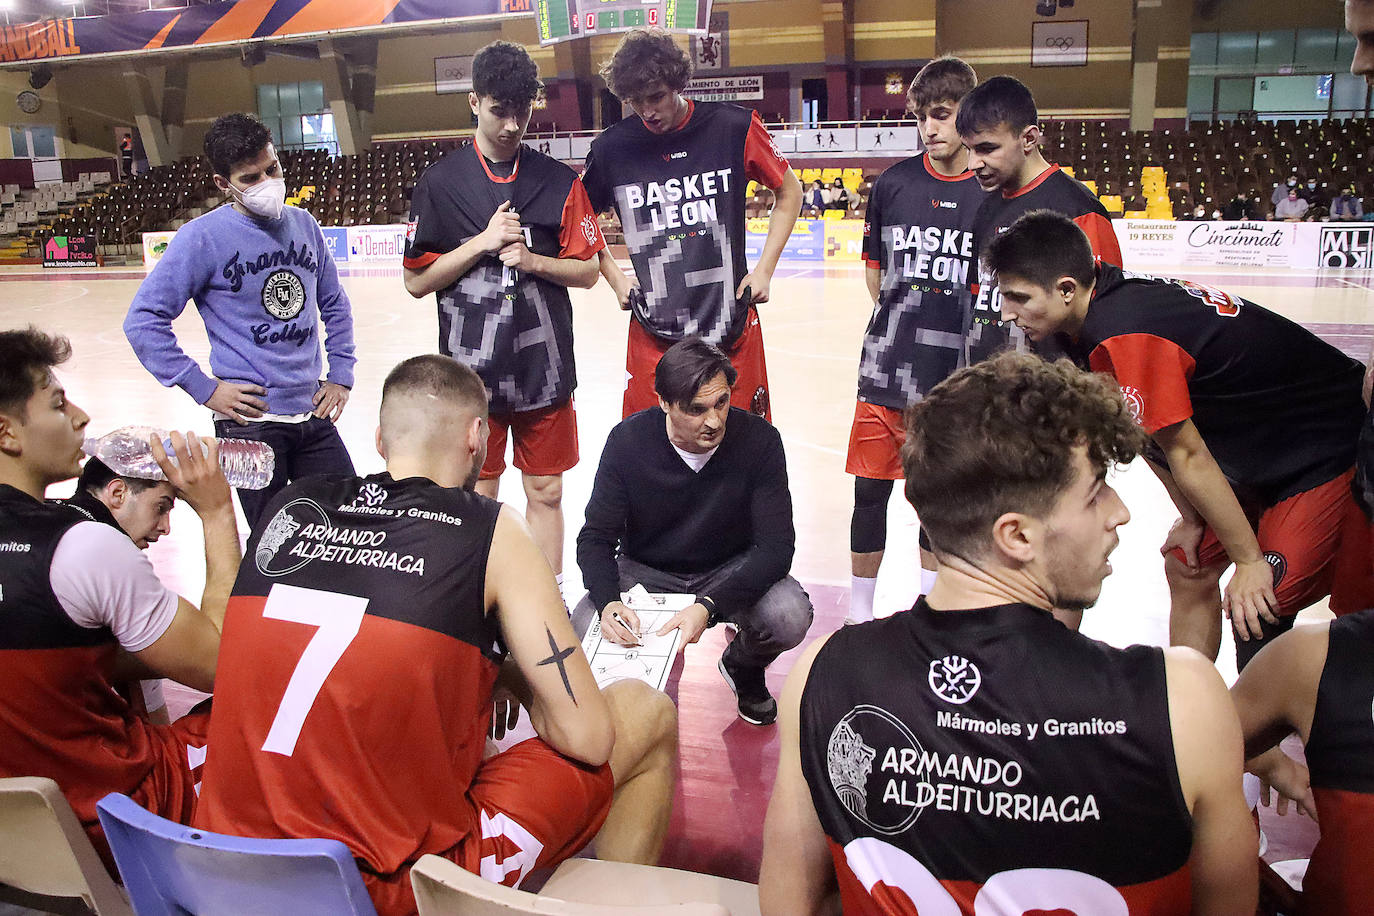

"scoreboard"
[536,0,711,44]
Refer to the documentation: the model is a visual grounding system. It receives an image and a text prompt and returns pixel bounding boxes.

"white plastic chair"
[0,776,133,915]
[411,855,761,915]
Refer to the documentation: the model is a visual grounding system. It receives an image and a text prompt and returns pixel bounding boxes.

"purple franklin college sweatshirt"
[124,203,355,415]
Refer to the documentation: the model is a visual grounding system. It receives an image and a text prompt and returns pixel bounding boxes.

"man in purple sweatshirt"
[125,113,356,529]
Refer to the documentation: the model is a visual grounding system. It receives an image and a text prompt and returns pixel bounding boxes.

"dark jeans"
[573,554,813,671]
[215,416,355,532]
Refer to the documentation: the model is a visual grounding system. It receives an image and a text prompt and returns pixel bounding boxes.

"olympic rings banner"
[0,0,528,65]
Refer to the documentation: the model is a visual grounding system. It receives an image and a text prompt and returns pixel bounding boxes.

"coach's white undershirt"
[672,442,719,473]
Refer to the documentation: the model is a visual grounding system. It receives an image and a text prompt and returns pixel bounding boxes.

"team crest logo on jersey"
[261,269,305,321]
[1120,386,1145,425]
[1263,551,1287,587]
[256,503,305,571]
[580,213,599,246]
[928,655,981,704]
[351,482,388,509]
[256,498,328,576]
[750,385,769,417]
[827,706,924,835]
[405,220,417,244]
[828,719,877,819]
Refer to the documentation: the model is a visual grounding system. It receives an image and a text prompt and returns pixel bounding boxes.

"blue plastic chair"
[95,793,377,916]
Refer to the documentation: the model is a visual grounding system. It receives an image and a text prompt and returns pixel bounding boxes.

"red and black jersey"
[581,101,790,348]
[1301,609,1374,915]
[857,154,986,409]
[800,600,1193,915]
[1070,263,1364,505]
[970,166,1122,365]
[403,142,603,413]
[0,485,193,854]
[194,473,506,877]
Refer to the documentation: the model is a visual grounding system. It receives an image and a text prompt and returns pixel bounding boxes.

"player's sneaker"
[718,649,776,726]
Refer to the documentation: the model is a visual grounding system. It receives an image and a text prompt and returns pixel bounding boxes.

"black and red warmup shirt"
[1300,610,1374,916]
[403,142,604,413]
[0,486,192,850]
[1068,263,1364,505]
[195,473,505,877]
[581,100,790,348]
[859,153,986,409]
[800,600,1193,915]
[970,166,1122,365]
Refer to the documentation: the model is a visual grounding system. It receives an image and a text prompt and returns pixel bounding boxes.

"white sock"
[919,568,937,596]
[849,575,877,622]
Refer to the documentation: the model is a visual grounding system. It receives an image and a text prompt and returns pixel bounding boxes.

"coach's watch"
[698,596,720,627]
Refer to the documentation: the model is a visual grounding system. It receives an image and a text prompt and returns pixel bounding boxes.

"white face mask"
[230,176,286,220]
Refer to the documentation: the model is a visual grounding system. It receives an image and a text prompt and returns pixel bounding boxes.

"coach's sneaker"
[718,651,777,726]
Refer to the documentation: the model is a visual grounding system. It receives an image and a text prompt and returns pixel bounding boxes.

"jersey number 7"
[259,583,368,757]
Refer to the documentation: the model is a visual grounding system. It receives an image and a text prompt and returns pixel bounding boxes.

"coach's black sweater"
[576,407,796,616]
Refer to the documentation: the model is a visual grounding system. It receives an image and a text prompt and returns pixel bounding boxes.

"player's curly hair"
[203,113,273,178]
[601,28,692,100]
[902,351,1146,560]
[472,40,543,109]
[0,326,71,419]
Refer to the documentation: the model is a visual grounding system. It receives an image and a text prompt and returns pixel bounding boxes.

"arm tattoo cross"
[537,624,579,706]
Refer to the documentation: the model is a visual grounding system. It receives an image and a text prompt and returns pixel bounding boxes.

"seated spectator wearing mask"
[1276,189,1310,221]
[1332,185,1364,220]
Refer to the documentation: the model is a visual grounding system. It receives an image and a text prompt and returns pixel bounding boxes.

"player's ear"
[0,410,20,456]
[1021,124,1040,152]
[469,92,481,118]
[1057,276,1078,301]
[106,478,128,508]
[374,425,385,461]
[991,511,1038,564]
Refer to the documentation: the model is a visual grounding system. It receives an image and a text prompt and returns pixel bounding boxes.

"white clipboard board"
[580,586,689,691]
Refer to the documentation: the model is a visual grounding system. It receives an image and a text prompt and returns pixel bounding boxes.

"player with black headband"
[403,40,604,592]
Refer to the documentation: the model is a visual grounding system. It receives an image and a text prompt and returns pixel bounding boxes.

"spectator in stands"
[1299,176,1324,205]
[584,27,803,420]
[1271,173,1298,211]
[402,40,604,597]
[119,133,134,179]
[1332,184,1364,220]
[804,178,826,218]
[759,352,1256,916]
[825,177,851,214]
[195,354,678,916]
[0,327,238,865]
[124,113,357,532]
[575,337,813,727]
[1275,188,1310,221]
[1222,188,1259,220]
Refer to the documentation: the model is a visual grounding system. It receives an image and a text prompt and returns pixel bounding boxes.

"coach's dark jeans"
[214,416,355,533]
[572,554,813,671]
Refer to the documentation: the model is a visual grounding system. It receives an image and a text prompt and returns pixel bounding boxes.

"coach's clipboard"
[580,586,688,691]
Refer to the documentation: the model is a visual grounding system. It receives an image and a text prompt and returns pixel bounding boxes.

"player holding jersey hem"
[847,56,985,625]
[403,41,605,588]
[583,28,802,420]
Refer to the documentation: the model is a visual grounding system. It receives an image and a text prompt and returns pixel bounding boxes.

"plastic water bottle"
[83,426,275,490]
